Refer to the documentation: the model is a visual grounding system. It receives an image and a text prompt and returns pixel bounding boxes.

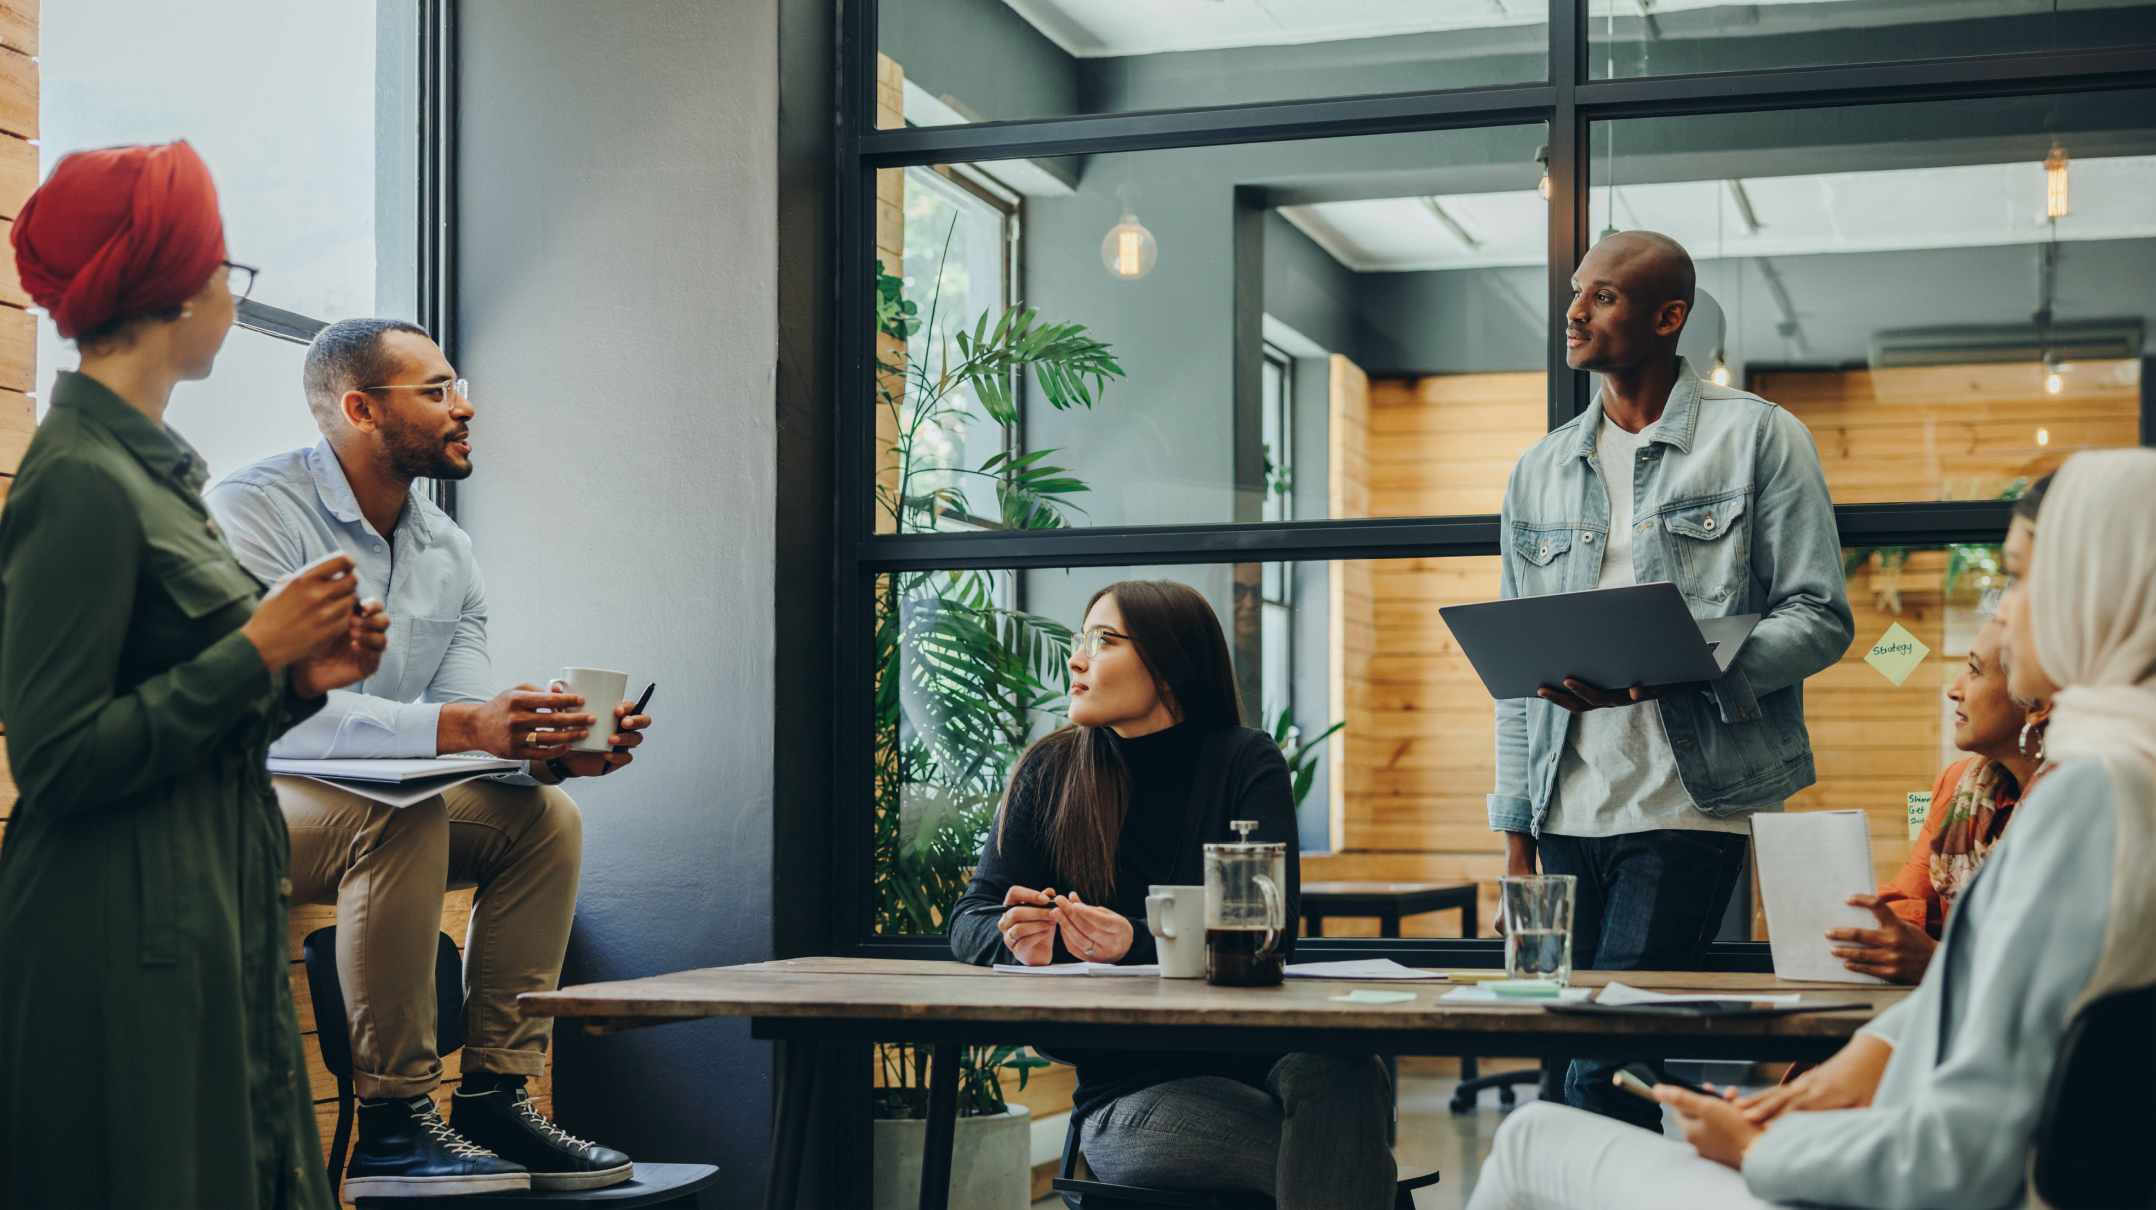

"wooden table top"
[521,958,1907,1048]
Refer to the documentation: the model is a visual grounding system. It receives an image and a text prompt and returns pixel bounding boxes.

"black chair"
[2029,982,2156,1210]
[1052,1116,1440,1209]
[301,926,718,1209]
[1448,1059,1558,1114]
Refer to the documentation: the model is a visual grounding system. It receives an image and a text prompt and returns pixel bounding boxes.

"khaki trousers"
[279,775,582,1100]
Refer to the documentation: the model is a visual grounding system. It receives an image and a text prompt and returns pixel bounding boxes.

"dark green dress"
[0,372,335,1209]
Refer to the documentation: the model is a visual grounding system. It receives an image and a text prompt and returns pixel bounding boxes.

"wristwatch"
[545,757,575,782]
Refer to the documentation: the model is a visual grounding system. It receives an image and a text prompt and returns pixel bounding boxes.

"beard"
[381,409,473,481]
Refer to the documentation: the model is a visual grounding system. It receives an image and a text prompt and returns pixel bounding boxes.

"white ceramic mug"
[549,667,628,753]
[1144,884,1207,979]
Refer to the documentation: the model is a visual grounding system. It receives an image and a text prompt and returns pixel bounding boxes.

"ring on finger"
[524,730,543,749]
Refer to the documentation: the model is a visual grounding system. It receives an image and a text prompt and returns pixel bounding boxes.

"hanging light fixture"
[1711,359,1730,387]
[2044,146,2070,220]
[1534,144,1551,201]
[2044,351,2065,395]
[1101,183,1157,281]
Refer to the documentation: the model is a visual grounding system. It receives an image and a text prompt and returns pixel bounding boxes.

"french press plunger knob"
[1230,820,1258,842]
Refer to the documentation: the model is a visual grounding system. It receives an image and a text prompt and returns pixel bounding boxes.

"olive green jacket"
[0,372,335,1209]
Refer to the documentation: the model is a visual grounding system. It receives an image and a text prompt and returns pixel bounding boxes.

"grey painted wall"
[457,1,780,1198]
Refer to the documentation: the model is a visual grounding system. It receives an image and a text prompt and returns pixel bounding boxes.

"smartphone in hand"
[1612,1063,1709,1102]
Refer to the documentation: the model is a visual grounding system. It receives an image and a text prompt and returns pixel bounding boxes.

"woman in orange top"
[1826,484,2053,983]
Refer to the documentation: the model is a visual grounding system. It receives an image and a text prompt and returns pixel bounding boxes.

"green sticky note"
[1864,622,1930,686]
[1907,792,1931,843]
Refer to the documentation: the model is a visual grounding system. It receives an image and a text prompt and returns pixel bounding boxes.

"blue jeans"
[1536,830,1751,1131]
[1078,1054,1395,1210]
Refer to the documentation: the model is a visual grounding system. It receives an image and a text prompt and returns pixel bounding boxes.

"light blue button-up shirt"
[205,441,490,759]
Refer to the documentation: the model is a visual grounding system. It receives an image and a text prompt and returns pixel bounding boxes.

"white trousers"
[1465,1103,1779,1210]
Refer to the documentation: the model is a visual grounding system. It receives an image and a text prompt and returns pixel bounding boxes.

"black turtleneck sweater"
[948,723,1298,1122]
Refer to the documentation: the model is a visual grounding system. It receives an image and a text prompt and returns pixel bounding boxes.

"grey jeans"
[1078,1053,1395,1210]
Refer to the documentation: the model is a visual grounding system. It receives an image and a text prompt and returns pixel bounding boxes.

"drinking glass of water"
[1500,875,1577,986]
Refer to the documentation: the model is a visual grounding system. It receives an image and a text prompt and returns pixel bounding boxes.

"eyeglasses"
[358,378,471,404]
[1073,626,1133,659]
[224,261,258,302]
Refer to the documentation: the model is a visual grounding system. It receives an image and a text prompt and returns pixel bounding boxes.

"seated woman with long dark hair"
[949,580,1396,1210]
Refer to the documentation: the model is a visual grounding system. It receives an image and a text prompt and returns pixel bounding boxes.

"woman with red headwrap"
[0,142,389,1209]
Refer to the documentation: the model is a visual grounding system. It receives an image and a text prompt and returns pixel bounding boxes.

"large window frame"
[833,2,2156,967]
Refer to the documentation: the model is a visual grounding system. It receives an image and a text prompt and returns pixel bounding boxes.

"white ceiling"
[997,0,2103,59]
[1278,155,2156,272]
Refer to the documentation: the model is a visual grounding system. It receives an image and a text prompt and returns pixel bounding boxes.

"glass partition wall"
[837,1,2156,963]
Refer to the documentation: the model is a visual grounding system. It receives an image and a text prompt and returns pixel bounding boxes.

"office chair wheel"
[1449,1089,1476,1114]
[1498,1086,1517,1109]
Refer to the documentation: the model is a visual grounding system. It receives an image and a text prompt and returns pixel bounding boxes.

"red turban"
[12,141,226,339]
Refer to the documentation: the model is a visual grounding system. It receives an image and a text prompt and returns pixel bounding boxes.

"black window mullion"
[1547,0,1590,434]
[858,85,1556,168]
[1574,45,2156,121]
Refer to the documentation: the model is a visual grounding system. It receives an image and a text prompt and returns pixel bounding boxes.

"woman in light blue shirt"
[1466,446,2156,1210]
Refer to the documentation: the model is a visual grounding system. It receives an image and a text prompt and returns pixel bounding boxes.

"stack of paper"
[991,962,1161,976]
[266,756,526,808]
[1438,985,1595,1004]
[1751,811,1888,985]
[1597,982,1802,1007]
[1283,959,1446,981]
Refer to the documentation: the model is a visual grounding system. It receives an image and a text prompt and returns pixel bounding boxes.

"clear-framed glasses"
[1073,626,1133,659]
[223,261,258,302]
[358,378,471,404]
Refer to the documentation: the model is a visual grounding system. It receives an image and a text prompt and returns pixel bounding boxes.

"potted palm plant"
[869,258,1119,1209]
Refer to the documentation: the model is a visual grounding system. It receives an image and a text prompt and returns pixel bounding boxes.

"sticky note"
[1330,989,1417,1004]
[1864,622,1930,686]
[1907,792,1931,843]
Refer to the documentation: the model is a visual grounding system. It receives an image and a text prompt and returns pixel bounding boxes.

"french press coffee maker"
[1203,820,1287,986]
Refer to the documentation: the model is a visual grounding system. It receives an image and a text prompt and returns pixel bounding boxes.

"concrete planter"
[872,1104,1031,1210]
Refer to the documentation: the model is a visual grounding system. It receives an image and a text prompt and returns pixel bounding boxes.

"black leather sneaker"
[452,1082,634,1191]
[343,1094,532,1198]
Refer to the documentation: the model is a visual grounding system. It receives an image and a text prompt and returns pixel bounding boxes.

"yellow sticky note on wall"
[1907,792,1931,843]
[1865,622,1930,686]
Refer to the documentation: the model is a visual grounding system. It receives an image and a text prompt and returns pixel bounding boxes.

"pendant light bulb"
[1534,143,1552,202]
[2045,373,2062,396]
[1102,212,1157,280]
[1102,185,1157,280]
[2044,147,2070,220]
[1711,359,1730,387]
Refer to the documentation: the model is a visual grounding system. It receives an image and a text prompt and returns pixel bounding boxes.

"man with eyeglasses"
[206,318,645,1197]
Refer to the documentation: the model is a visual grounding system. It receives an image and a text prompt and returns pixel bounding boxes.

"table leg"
[1381,913,1399,939]
[1309,913,1324,939]
[918,1043,960,1210]
[1465,898,1479,940]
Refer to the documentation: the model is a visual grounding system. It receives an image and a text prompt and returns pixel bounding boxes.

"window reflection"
[1592,92,2154,505]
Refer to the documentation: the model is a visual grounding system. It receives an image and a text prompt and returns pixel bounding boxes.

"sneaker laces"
[506,1088,598,1153]
[410,1097,502,1160]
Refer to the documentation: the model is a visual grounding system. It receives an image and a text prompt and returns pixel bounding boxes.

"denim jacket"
[1488,358,1854,835]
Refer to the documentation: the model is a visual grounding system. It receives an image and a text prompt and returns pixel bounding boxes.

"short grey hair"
[303,318,433,429]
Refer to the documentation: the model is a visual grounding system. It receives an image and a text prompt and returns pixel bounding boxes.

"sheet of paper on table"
[1751,810,1888,985]
[1283,959,1447,981]
[1597,981,1802,1007]
[265,756,528,808]
[991,963,1162,976]
[1438,985,1596,1004]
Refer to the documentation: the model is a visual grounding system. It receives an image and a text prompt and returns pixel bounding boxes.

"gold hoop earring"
[2019,721,2046,763]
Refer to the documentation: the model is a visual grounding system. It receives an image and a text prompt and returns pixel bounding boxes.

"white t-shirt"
[1542,414,1752,837]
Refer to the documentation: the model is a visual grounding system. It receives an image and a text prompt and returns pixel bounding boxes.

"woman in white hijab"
[1466,447,2156,1210]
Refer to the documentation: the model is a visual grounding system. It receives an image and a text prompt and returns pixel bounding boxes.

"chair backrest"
[301,926,465,1079]
[2030,982,2156,1210]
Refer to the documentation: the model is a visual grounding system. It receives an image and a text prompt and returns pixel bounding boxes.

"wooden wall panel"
[871,54,907,534]
[0,304,32,393]
[1762,360,2141,504]
[0,47,30,141]
[0,2,34,58]
[0,133,32,221]
[1326,355,1371,854]
[1311,370,1541,936]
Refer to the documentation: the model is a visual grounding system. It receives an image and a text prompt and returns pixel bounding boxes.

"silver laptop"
[1438,581,1760,701]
